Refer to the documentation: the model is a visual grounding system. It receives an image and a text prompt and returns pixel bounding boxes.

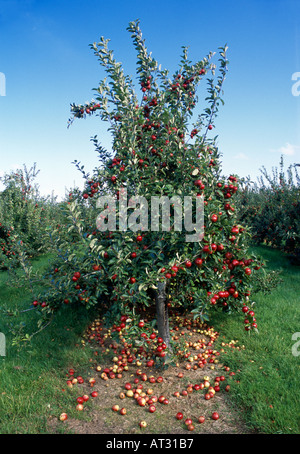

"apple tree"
[10,20,271,355]
[0,164,58,268]
[65,20,266,346]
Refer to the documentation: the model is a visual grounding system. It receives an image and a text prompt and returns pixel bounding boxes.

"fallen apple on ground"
[59,413,68,421]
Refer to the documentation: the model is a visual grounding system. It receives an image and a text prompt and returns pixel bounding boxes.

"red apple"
[195,258,203,267]
[138,397,147,407]
[59,413,68,421]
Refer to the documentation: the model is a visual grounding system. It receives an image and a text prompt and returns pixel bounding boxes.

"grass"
[211,245,300,434]
[0,245,299,434]
[0,253,100,434]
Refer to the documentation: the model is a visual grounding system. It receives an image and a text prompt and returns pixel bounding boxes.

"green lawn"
[0,254,99,434]
[211,245,300,434]
[0,246,299,434]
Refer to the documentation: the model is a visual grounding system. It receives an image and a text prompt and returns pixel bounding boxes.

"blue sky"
[0,0,299,200]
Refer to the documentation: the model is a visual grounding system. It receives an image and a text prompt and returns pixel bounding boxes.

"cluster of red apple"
[71,102,101,119]
[169,69,206,94]
[155,251,257,330]
[140,75,152,92]
[215,175,238,197]
[176,411,220,431]
[32,300,47,308]
[171,369,232,402]
[59,369,99,418]
[112,376,168,417]
[190,128,198,139]
[242,305,257,331]
[86,316,171,365]
[0,224,13,261]
[82,180,100,200]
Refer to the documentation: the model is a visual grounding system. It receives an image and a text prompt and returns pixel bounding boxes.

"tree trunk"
[155,281,172,352]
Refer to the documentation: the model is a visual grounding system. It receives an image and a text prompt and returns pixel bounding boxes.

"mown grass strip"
[212,245,300,434]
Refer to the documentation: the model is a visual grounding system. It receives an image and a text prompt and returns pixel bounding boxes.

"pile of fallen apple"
[59,313,242,431]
